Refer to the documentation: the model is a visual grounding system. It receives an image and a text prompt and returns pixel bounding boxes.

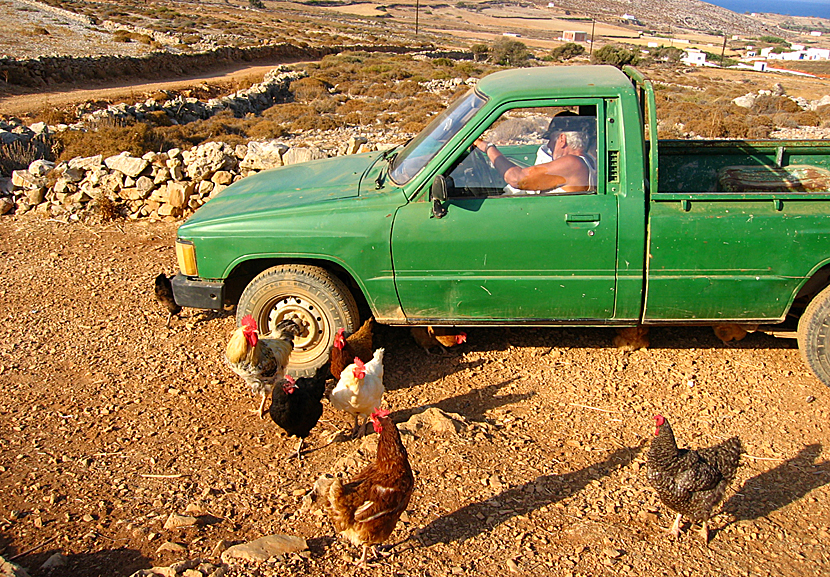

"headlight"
[176,239,198,276]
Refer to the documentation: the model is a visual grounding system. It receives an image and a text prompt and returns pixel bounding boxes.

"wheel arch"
[790,260,830,321]
[224,256,371,317]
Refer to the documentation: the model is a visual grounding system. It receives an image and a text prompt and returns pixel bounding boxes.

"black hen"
[269,364,327,460]
[154,273,181,327]
[647,415,743,543]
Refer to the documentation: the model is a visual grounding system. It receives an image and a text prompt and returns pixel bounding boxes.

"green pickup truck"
[172,64,830,386]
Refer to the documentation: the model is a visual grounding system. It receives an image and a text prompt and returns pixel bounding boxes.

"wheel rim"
[263,293,330,365]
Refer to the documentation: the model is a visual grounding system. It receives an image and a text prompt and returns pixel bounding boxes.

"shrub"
[489,38,531,67]
[591,44,639,68]
[549,42,585,62]
[471,43,489,62]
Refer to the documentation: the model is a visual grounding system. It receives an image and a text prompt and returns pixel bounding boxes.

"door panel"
[391,193,618,321]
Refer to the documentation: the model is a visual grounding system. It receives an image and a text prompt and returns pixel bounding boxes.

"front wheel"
[797,284,830,387]
[236,265,360,377]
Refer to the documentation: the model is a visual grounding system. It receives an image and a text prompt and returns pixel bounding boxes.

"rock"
[211,171,233,185]
[105,153,149,178]
[239,141,287,171]
[220,534,307,563]
[166,182,194,209]
[39,552,67,570]
[282,146,327,166]
[211,539,231,557]
[400,407,467,435]
[28,159,56,177]
[68,155,103,171]
[155,541,187,555]
[732,93,757,109]
[163,513,198,529]
[11,170,44,189]
[0,197,14,215]
[345,136,368,155]
[0,556,30,577]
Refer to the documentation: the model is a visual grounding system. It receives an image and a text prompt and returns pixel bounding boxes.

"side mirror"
[430,175,448,202]
[430,175,448,219]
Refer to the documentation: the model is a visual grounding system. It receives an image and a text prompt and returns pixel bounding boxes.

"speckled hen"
[647,415,743,543]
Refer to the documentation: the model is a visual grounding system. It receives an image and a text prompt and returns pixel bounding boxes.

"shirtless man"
[473,115,597,194]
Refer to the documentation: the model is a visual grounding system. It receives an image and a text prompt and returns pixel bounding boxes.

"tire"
[797,283,830,387]
[236,265,360,377]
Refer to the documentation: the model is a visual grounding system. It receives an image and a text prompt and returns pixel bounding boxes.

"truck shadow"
[414,445,639,546]
[722,443,830,522]
[376,324,795,390]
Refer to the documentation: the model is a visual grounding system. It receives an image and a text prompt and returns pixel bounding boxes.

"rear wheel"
[236,265,360,377]
[797,284,830,387]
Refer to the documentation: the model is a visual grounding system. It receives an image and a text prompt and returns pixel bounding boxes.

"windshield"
[389,89,486,185]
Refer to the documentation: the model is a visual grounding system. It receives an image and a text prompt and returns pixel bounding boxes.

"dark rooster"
[269,365,327,460]
[330,318,374,380]
[154,273,182,327]
[311,408,414,566]
[647,415,743,543]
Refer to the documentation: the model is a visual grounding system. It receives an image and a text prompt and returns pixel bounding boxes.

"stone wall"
[0,135,376,220]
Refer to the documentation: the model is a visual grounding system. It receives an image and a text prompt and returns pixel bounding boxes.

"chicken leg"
[667,513,683,538]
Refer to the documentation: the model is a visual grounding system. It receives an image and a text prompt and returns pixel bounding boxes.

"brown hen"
[312,408,414,565]
[410,326,467,354]
[330,318,374,379]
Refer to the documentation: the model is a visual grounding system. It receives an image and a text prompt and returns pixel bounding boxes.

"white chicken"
[329,348,385,438]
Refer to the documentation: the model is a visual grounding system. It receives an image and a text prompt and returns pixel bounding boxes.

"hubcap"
[266,295,327,359]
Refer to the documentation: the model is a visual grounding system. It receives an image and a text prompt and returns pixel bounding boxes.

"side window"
[445,106,598,198]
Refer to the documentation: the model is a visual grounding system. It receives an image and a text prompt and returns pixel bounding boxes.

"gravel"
[0,214,828,576]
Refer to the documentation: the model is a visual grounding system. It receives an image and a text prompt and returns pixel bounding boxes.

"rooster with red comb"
[225,314,304,418]
[329,348,385,437]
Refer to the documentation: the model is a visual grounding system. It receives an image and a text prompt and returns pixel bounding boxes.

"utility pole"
[589,19,595,55]
[415,0,420,36]
[720,33,727,66]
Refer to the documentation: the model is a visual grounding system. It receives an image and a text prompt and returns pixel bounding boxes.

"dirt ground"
[0,214,828,577]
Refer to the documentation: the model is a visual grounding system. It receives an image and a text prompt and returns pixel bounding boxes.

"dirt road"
[0,214,828,577]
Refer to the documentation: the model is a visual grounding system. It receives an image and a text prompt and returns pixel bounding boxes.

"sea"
[706,0,830,19]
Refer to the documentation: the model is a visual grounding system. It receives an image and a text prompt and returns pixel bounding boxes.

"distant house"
[754,61,767,72]
[811,31,822,37]
[681,49,707,66]
[562,31,587,43]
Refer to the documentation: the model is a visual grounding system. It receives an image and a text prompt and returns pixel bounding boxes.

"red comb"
[241,315,257,331]
[284,375,296,385]
[456,332,467,344]
[372,407,390,419]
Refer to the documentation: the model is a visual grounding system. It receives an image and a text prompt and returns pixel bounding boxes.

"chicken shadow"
[10,546,150,577]
[416,445,639,546]
[390,378,533,424]
[723,443,830,521]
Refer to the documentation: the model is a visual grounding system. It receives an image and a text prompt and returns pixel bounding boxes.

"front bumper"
[172,273,225,310]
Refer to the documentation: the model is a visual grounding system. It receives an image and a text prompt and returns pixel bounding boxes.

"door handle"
[565,213,601,223]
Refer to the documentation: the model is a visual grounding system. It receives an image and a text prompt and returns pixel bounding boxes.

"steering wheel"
[464,147,503,195]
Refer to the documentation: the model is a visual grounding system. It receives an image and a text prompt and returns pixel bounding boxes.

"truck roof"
[476,65,633,100]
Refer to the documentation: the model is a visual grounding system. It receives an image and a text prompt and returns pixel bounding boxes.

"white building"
[681,49,707,66]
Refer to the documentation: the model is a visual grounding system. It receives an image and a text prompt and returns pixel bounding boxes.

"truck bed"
[644,139,830,323]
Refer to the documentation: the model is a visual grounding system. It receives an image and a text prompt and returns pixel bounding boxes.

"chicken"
[613,326,649,351]
[712,323,758,344]
[225,314,303,418]
[329,348,384,437]
[154,273,182,327]
[410,326,467,354]
[330,318,375,380]
[269,366,327,460]
[647,415,743,543]
[312,408,414,566]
